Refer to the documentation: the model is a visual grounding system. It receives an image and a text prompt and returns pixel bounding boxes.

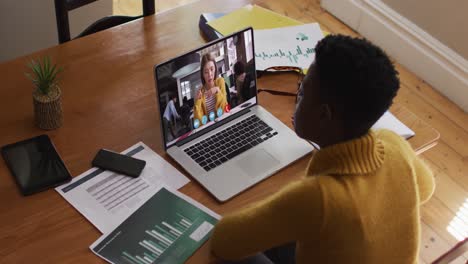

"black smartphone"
[92,149,146,178]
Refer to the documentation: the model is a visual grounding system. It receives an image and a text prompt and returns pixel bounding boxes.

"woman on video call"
[193,53,228,125]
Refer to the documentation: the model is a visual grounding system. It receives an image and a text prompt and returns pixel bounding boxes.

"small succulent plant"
[26,56,62,95]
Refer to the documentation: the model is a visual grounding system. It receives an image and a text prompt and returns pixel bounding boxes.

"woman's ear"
[320,104,333,120]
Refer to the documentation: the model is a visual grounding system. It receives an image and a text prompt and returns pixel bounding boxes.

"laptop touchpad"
[237,149,279,178]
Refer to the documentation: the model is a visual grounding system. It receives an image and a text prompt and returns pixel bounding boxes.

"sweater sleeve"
[211,178,323,261]
[193,87,205,122]
[378,129,435,205]
[413,157,435,204]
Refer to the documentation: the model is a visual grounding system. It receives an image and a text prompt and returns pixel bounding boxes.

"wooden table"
[0,0,439,263]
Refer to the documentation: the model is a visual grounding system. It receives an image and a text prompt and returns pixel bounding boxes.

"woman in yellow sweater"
[211,35,435,264]
[193,53,228,126]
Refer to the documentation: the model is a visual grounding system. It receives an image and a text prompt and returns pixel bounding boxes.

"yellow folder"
[207,4,303,36]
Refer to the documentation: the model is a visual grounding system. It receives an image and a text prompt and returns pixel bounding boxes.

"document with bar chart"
[90,186,220,264]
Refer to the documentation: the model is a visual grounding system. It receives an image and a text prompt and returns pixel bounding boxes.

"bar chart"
[124,213,194,263]
[91,187,218,264]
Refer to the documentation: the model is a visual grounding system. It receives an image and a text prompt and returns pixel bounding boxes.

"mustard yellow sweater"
[193,77,228,122]
[211,130,435,263]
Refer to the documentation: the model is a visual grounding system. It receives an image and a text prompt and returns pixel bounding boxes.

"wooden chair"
[54,0,155,44]
[431,238,468,264]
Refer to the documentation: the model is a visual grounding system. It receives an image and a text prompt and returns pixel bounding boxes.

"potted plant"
[26,56,64,130]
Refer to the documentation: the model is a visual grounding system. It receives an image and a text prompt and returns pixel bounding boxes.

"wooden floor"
[114,1,468,263]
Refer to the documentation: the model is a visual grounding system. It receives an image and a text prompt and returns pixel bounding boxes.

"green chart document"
[91,187,220,264]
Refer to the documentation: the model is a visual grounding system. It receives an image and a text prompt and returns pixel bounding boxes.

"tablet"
[1,135,72,196]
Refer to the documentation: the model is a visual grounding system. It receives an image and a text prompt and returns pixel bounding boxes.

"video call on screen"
[157,30,256,147]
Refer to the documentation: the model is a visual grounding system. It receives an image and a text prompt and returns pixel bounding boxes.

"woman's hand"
[207,86,220,96]
[196,89,203,100]
[198,86,220,98]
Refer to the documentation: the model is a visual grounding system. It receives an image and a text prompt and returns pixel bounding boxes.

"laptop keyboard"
[184,115,278,172]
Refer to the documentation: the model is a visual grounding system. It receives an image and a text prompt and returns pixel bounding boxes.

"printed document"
[254,23,324,71]
[372,111,415,139]
[56,142,190,233]
[91,186,219,264]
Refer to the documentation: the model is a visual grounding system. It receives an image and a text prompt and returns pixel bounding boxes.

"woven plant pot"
[33,85,63,130]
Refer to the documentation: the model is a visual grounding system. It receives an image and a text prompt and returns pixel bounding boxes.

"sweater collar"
[307,131,385,176]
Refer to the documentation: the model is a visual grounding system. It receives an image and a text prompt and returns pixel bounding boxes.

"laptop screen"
[155,28,257,149]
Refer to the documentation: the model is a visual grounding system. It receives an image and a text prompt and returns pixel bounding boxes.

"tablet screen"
[1,135,71,195]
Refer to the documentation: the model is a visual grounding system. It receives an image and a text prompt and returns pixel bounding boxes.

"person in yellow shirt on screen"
[211,34,435,264]
[193,53,228,126]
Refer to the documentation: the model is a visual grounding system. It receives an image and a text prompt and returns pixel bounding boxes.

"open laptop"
[154,28,313,202]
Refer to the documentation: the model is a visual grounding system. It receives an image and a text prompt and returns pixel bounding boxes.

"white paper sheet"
[56,142,190,234]
[372,111,415,139]
[254,23,324,71]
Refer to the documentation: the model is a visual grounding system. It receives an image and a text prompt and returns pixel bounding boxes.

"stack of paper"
[207,5,325,71]
[207,4,302,35]
[57,142,223,263]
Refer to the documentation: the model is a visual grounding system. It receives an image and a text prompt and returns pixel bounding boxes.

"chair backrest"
[54,0,155,44]
[431,238,467,264]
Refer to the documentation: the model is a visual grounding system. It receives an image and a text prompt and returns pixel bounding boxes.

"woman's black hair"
[314,34,400,133]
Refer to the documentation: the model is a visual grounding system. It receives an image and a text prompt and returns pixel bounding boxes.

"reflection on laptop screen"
[155,28,257,148]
